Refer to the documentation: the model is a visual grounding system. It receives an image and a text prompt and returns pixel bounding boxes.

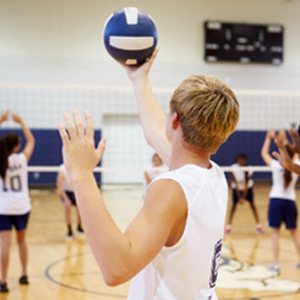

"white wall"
[0,0,300,90]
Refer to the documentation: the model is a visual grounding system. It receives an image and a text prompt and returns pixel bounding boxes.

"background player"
[261,130,300,271]
[143,153,167,187]
[56,164,84,239]
[0,111,35,292]
[225,153,263,234]
[273,128,300,175]
[58,51,239,299]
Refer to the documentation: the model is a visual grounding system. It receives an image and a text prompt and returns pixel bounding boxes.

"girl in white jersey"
[58,50,239,300]
[225,153,263,234]
[261,130,300,272]
[0,111,35,293]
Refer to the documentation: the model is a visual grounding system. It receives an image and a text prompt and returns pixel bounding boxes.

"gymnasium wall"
[0,0,299,89]
[0,0,299,183]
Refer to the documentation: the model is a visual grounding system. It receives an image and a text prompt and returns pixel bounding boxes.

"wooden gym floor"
[2,183,300,300]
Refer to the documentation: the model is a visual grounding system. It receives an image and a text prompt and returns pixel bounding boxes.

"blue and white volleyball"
[103,7,158,65]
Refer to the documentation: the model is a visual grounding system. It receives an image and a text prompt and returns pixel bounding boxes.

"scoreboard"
[204,21,284,65]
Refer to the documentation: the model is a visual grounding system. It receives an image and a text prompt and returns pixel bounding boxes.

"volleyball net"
[1,82,299,185]
[27,165,271,173]
[25,165,274,189]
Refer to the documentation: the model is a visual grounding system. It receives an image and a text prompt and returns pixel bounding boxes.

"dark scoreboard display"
[204,21,284,65]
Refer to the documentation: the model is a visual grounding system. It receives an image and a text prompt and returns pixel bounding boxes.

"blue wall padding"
[0,128,101,187]
[0,129,277,185]
[213,130,277,181]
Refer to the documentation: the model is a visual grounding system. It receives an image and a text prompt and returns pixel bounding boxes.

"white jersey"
[0,153,31,215]
[231,163,253,189]
[128,163,228,300]
[269,159,299,201]
[58,164,73,192]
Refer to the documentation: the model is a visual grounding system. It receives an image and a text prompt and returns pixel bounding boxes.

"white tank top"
[230,163,254,189]
[128,163,228,300]
[269,159,299,201]
[0,153,31,215]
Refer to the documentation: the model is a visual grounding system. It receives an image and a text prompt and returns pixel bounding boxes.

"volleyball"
[103,7,158,66]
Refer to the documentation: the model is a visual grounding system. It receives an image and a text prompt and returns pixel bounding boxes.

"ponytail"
[283,144,295,189]
[284,169,292,189]
[0,138,9,180]
[0,134,19,180]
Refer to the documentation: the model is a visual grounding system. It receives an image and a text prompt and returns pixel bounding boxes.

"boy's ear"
[171,112,180,129]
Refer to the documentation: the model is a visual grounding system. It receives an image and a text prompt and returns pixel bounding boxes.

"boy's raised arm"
[59,111,185,286]
[124,50,171,166]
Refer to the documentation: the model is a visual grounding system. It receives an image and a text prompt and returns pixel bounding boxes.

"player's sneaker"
[256,224,264,234]
[65,228,73,240]
[225,225,232,234]
[268,264,280,273]
[77,225,84,236]
[0,282,9,293]
[19,275,29,285]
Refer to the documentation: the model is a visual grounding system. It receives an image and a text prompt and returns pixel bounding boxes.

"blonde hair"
[170,75,239,153]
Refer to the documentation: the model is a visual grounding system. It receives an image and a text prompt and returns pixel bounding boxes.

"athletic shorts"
[62,191,77,206]
[0,212,30,232]
[268,198,298,229]
[232,187,253,204]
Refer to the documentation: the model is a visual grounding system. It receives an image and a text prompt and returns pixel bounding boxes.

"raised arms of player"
[11,113,35,161]
[261,130,274,166]
[58,112,186,286]
[0,111,9,126]
[272,129,300,175]
[124,50,171,166]
[0,111,35,160]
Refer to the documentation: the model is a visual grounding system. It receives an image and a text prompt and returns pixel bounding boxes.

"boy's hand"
[124,49,158,82]
[58,111,106,181]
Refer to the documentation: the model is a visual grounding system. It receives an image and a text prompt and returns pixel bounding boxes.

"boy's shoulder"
[153,162,225,184]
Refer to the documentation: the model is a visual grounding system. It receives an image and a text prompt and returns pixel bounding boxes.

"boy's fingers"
[97,137,107,156]
[73,110,85,137]
[144,48,159,68]
[85,112,94,140]
[58,122,70,146]
[64,113,76,139]
[148,48,158,62]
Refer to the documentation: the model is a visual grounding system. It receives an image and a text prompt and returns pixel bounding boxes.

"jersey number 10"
[3,175,22,192]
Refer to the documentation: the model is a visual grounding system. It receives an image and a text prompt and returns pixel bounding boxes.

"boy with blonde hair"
[59,51,239,300]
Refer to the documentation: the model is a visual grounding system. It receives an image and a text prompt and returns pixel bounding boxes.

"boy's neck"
[169,141,212,171]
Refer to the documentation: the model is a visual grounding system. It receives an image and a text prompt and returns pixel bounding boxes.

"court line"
[220,240,300,299]
[44,251,127,299]
[44,248,300,300]
[219,290,300,300]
